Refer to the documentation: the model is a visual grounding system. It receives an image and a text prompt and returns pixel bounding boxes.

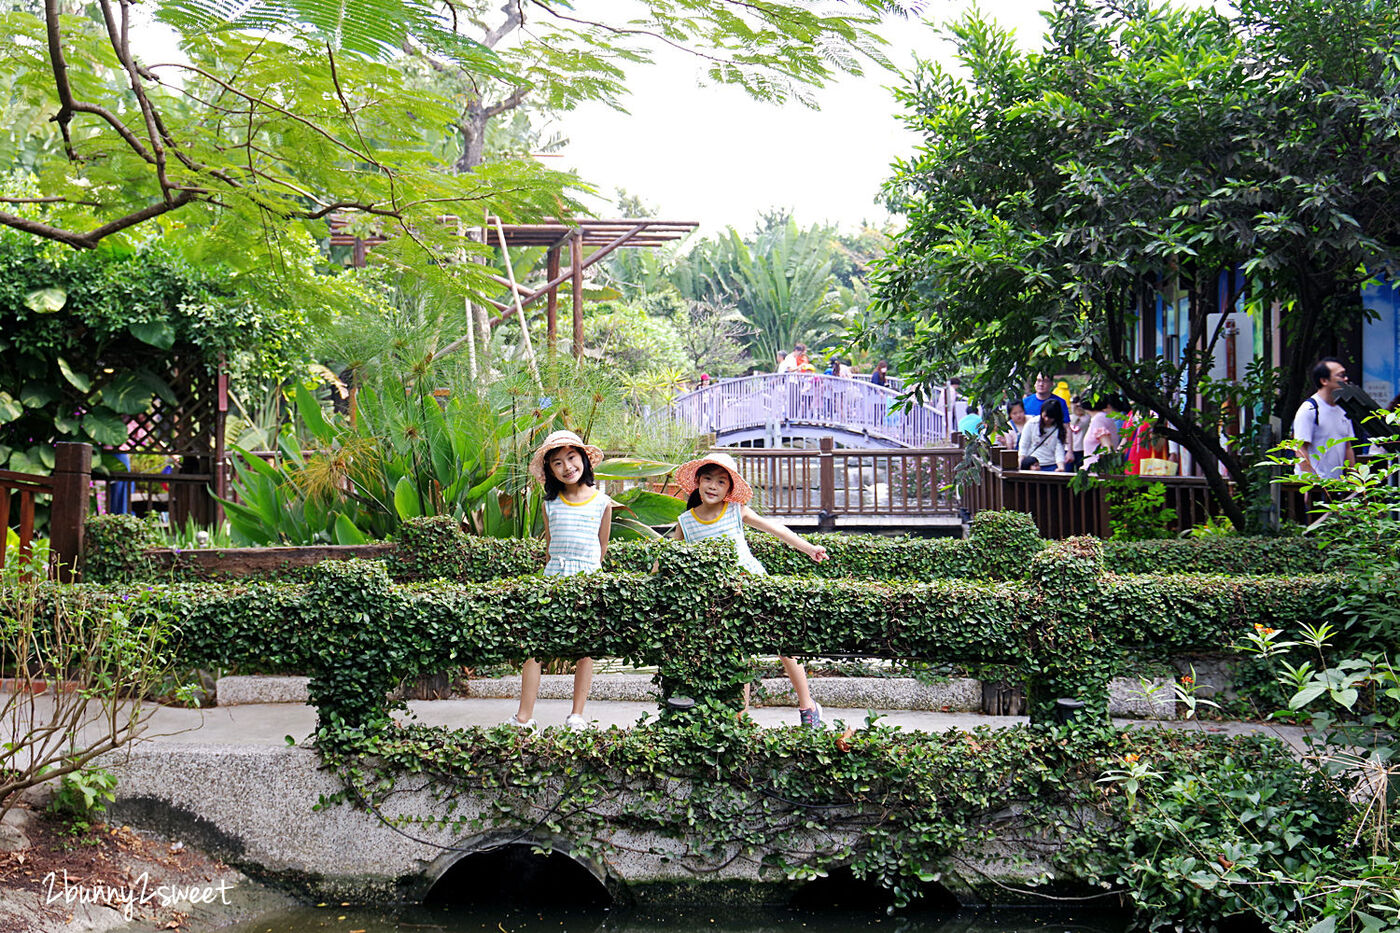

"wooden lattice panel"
[86,350,223,457]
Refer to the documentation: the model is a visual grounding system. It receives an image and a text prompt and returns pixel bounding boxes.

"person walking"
[1293,357,1357,479]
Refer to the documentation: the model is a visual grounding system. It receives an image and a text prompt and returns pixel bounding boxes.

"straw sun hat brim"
[675,455,752,505]
[529,432,604,484]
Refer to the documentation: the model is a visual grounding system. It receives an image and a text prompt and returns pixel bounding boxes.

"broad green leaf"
[133,371,180,406]
[24,287,66,313]
[609,516,662,540]
[294,383,336,444]
[0,391,21,424]
[1330,687,1358,709]
[1289,683,1327,709]
[57,357,91,392]
[610,488,686,525]
[128,320,176,350]
[463,471,504,506]
[100,373,155,415]
[594,458,675,480]
[218,498,276,546]
[20,383,58,408]
[333,512,369,545]
[393,476,422,519]
[82,410,130,446]
[7,450,39,474]
[233,447,284,483]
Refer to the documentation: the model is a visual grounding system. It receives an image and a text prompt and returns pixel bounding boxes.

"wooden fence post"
[50,442,92,582]
[818,437,836,532]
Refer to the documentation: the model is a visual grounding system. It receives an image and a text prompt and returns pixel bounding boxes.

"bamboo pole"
[495,217,541,386]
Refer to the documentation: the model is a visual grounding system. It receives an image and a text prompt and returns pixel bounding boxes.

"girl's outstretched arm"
[741,506,828,562]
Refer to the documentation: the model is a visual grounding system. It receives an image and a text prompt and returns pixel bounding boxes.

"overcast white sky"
[549,3,1055,235]
[553,1,1225,235]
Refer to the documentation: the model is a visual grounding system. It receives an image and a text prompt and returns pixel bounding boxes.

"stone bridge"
[104,743,1057,909]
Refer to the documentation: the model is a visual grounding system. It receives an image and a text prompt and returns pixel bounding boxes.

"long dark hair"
[542,446,595,501]
[1039,400,1067,444]
[685,463,730,510]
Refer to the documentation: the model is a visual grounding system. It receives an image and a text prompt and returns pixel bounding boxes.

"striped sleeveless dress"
[543,488,610,577]
[676,502,766,575]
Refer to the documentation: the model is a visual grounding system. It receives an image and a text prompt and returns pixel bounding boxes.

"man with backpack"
[1292,357,1356,479]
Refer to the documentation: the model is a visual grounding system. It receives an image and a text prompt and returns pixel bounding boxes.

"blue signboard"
[1362,274,1400,408]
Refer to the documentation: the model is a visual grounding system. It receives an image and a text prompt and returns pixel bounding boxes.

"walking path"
[129,697,1308,749]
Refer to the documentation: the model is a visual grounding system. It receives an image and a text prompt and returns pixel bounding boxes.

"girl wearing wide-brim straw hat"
[507,430,612,733]
[671,452,830,728]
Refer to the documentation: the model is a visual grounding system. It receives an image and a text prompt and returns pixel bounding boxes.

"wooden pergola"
[330,217,698,360]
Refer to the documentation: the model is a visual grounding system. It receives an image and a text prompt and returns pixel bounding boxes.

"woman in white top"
[1018,403,1069,471]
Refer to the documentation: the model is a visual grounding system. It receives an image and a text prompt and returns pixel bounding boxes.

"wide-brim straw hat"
[675,452,752,505]
[529,430,604,484]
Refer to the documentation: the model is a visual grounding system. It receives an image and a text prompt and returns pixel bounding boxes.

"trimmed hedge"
[85,511,1326,585]
[1101,537,1318,576]
[83,514,164,582]
[59,534,1355,734]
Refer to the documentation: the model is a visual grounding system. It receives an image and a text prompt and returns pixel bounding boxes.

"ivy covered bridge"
[64,513,1342,911]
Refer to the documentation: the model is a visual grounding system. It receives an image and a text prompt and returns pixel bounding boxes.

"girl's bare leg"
[780,656,815,710]
[571,657,594,716]
[514,659,542,724]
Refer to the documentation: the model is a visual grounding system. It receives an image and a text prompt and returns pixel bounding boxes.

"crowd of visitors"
[705,347,1382,482]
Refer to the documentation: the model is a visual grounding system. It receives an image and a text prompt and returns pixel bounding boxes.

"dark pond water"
[223,903,1130,933]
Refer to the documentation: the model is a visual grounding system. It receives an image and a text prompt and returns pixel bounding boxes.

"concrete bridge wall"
[101,743,1061,908]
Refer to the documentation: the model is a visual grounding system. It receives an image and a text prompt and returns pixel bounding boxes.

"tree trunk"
[454,108,488,173]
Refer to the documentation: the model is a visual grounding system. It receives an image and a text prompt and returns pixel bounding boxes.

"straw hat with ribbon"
[528,430,604,484]
[675,452,752,505]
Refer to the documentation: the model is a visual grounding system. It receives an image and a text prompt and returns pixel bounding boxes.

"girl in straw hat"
[672,452,829,728]
[508,430,613,732]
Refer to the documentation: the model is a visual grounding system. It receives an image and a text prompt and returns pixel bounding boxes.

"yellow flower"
[1125,753,1140,763]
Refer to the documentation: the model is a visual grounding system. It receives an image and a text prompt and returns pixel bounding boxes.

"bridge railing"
[961,449,1222,538]
[726,440,963,520]
[669,374,948,447]
[0,442,90,581]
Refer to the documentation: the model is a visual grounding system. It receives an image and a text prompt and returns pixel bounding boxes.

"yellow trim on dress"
[561,488,599,507]
[689,502,728,525]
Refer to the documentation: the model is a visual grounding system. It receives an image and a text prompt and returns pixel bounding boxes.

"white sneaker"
[564,713,587,731]
[799,703,826,730]
[504,715,537,732]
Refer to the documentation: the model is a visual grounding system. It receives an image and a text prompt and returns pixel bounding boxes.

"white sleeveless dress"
[543,489,610,577]
[676,502,766,575]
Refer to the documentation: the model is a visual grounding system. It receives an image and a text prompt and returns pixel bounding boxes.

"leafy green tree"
[870,0,1400,529]
[682,218,846,366]
[0,0,898,265]
[0,226,337,474]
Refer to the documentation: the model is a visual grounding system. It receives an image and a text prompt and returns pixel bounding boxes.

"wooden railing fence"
[722,439,964,525]
[961,448,1222,539]
[1,442,90,581]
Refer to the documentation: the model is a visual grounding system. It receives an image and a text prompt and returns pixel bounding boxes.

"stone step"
[214,673,1176,719]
